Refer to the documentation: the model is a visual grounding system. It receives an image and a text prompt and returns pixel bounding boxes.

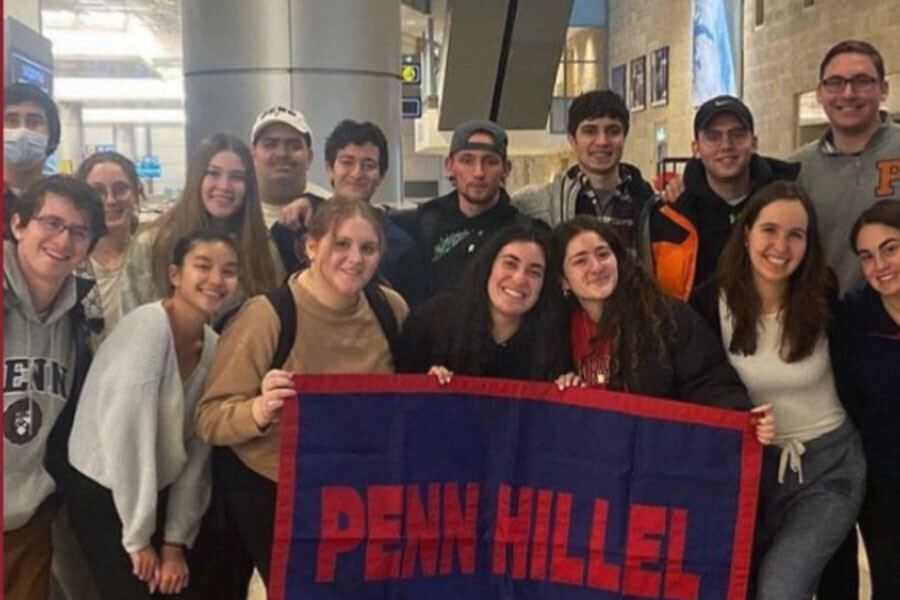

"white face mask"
[4,128,49,170]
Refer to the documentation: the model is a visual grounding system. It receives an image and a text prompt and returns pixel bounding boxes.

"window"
[802,0,815,7]
[549,27,602,133]
[755,0,765,26]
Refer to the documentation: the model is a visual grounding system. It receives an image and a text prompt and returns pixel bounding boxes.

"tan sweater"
[195,270,408,480]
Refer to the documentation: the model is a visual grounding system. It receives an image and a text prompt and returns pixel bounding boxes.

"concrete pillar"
[56,102,84,173]
[181,0,401,203]
[135,125,151,160]
[112,125,136,161]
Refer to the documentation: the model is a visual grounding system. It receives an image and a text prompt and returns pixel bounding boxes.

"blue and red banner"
[270,375,761,600]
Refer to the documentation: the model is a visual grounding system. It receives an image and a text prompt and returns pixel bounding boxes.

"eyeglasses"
[698,128,752,146]
[90,182,134,200]
[820,75,881,93]
[33,215,92,244]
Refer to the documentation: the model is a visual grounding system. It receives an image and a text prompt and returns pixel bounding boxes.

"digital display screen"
[402,97,422,119]
[10,52,53,94]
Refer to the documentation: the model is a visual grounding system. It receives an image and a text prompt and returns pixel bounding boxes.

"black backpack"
[262,281,401,369]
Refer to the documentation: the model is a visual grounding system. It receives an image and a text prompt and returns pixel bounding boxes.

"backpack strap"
[264,280,396,369]
[265,284,297,369]
[363,282,401,358]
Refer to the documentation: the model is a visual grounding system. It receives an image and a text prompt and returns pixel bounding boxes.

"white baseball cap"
[250,106,312,144]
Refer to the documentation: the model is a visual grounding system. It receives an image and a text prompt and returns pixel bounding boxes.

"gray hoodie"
[3,240,78,531]
[790,116,900,292]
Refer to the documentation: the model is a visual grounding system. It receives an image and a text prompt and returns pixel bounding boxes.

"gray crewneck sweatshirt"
[790,116,900,292]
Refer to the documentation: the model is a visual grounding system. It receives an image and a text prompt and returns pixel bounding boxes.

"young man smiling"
[395,119,538,299]
[650,96,799,299]
[792,40,900,292]
[513,90,655,257]
[250,105,331,228]
[271,120,426,304]
[4,176,105,600]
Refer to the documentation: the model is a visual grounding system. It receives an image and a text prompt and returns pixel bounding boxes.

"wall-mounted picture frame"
[650,46,669,107]
[610,64,627,103]
[629,55,646,112]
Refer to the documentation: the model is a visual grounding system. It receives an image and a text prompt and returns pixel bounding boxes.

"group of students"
[3,42,899,600]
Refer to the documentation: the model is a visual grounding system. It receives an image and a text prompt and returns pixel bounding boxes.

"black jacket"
[393,189,541,299]
[397,293,571,382]
[46,275,102,491]
[268,192,328,274]
[650,154,800,297]
[834,285,900,482]
[609,296,751,409]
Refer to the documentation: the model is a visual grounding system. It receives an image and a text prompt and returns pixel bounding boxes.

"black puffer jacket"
[606,296,751,409]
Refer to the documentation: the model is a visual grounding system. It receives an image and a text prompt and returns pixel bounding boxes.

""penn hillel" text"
[315,481,701,600]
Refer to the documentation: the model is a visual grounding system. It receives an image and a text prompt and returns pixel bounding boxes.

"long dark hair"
[148,133,277,298]
[555,217,669,390]
[717,180,833,361]
[429,224,568,380]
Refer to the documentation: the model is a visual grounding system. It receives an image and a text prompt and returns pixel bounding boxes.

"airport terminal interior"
[4,1,899,599]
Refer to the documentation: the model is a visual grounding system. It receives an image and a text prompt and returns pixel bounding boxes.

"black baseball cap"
[449,119,508,160]
[693,95,754,137]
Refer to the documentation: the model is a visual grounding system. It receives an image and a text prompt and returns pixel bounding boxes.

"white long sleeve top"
[69,302,217,553]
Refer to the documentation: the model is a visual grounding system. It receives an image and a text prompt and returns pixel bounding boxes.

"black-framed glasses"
[33,215,92,244]
[820,75,881,93]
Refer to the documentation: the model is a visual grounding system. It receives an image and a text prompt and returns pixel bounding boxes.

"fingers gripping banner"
[269,375,761,600]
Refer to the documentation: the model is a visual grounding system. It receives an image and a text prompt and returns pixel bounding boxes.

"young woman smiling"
[821,200,900,599]
[121,133,282,318]
[66,231,240,599]
[554,217,768,422]
[690,181,865,600]
[194,198,408,587]
[396,224,570,382]
[75,151,143,341]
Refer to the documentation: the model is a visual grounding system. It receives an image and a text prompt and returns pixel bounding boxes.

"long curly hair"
[146,133,278,298]
[428,224,569,381]
[716,180,834,362]
[554,216,670,391]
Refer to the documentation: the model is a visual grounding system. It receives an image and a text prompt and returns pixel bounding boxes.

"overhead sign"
[401,53,422,119]
[401,63,421,85]
[10,52,53,94]
[136,155,161,178]
[83,143,116,157]
[402,97,422,119]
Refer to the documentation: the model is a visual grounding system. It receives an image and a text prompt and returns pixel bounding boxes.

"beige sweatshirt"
[194,269,408,481]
